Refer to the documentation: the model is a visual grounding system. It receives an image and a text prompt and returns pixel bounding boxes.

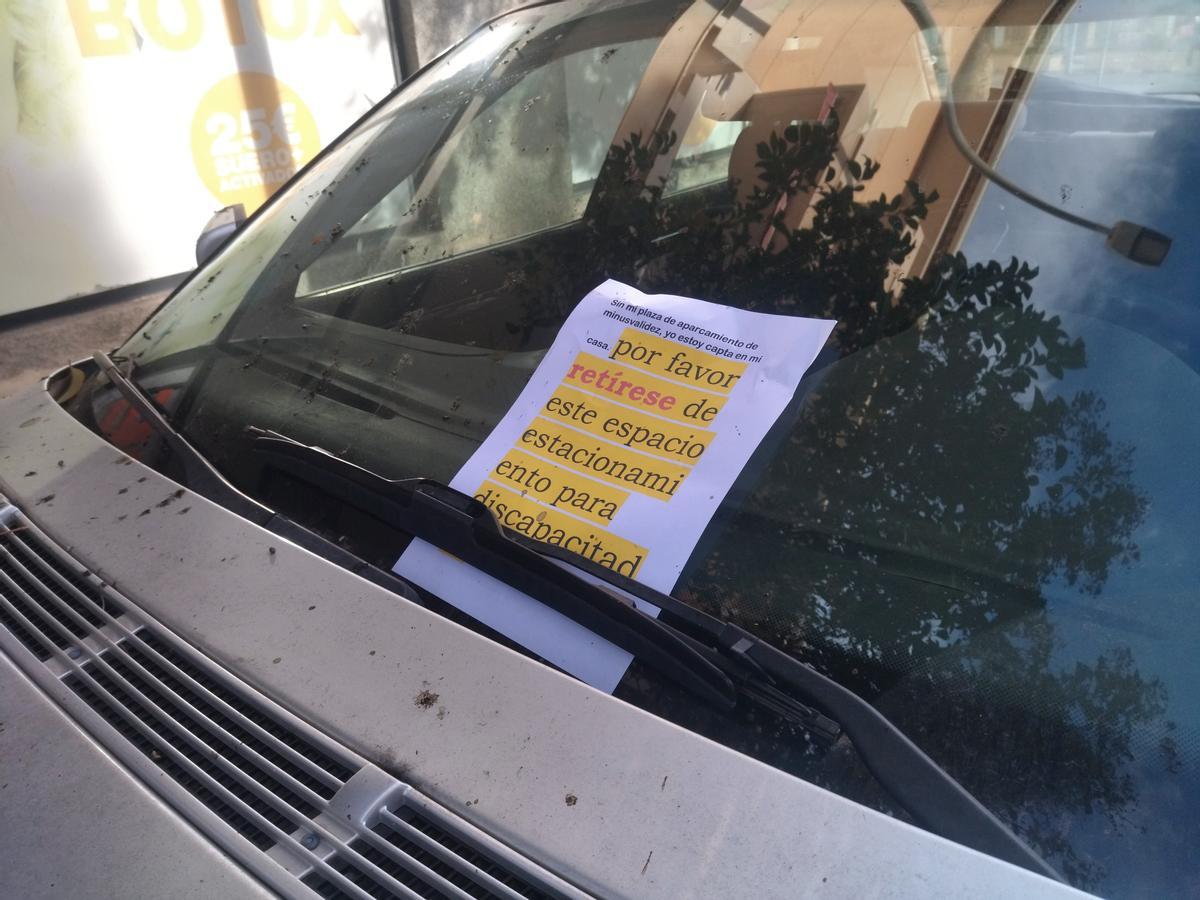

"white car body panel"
[0,378,1089,899]
[0,652,273,900]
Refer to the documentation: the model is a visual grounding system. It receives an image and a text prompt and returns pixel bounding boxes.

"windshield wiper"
[92,351,273,523]
[248,427,739,711]
[521,536,1064,881]
[92,352,430,604]
[250,428,1061,882]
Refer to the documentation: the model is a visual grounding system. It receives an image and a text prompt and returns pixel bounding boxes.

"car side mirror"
[195,204,246,266]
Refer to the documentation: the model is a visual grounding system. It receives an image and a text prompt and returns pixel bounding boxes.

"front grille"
[303,806,555,900]
[0,526,117,658]
[0,500,588,900]
[133,632,358,790]
[64,670,286,849]
[372,807,554,900]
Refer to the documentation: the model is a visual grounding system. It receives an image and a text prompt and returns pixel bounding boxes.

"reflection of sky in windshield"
[959,13,1199,896]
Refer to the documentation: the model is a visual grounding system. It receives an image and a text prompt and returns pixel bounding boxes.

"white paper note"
[395,279,834,692]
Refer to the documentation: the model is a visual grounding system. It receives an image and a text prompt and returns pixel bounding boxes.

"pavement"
[0,289,172,399]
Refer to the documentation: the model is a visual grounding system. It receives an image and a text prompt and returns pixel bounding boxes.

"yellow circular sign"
[190,73,319,212]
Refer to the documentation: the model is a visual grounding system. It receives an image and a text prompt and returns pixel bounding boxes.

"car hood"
[0,373,1089,899]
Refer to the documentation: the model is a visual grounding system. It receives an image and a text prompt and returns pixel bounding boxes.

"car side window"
[298,37,659,297]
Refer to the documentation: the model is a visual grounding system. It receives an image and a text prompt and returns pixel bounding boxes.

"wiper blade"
[251,430,838,739]
[92,351,272,524]
[249,428,738,711]
[520,538,1061,881]
[93,354,427,604]
[250,429,1060,883]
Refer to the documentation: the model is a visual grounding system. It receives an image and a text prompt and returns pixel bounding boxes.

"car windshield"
[92,0,1199,894]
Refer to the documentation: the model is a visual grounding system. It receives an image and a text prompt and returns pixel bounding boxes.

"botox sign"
[0,2,393,316]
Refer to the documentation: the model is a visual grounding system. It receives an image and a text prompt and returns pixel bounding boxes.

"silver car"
[3,1,1196,897]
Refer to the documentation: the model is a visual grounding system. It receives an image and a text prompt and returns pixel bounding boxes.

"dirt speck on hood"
[155,489,186,508]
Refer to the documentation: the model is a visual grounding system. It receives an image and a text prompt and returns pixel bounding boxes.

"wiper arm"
[93,353,428,604]
[92,351,272,524]
[250,429,1060,882]
[251,429,836,735]
[521,537,1061,881]
[248,428,738,711]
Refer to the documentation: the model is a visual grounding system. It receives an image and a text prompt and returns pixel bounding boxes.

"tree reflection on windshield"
[509,119,1177,889]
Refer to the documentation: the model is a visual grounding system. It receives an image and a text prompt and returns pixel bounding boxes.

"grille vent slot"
[0,499,588,900]
[133,632,358,789]
[0,524,122,659]
[302,807,555,900]
[63,670,287,850]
